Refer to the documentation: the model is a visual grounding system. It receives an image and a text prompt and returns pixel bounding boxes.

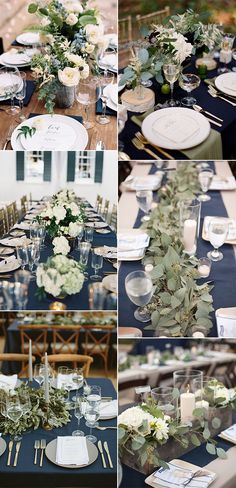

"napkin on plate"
[99,400,118,418]
[152,115,199,144]
[204,216,236,240]
[0,373,18,389]
[0,236,28,246]
[118,232,150,252]
[153,461,215,488]
[0,255,16,268]
[210,175,236,191]
[56,436,89,466]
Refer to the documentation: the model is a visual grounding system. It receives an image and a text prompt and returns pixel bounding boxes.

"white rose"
[53,205,67,223]
[80,63,89,79]
[118,406,155,430]
[85,24,104,45]
[65,13,78,26]
[58,67,80,87]
[215,386,230,405]
[52,236,70,256]
[68,222,81,237]
[85,43,95,54]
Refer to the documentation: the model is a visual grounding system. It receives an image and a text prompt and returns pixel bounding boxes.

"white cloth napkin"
[118,248,145,259]
[99,400,118,418]
[100,54,118,70]
[153,461,215,488]
[118,233,150,252]
[204,216,236,240]
[210,175,236,190]
[56,436,89,466]
[131,175,163,190]
[0,374,18,389]
[152,115,199,144]
[12,222,31,230]
[57,373,74,389]
[0,255,16,268]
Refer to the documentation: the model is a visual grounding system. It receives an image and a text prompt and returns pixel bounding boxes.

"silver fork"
[39,439,46,467]
[208,87,236,106]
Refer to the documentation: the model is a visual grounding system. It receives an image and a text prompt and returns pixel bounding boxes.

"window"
[24,152,44,183]
[74,152,96,183]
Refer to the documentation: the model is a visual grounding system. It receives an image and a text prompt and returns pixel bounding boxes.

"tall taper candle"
[28,339,33,382]
[44,352,50,404]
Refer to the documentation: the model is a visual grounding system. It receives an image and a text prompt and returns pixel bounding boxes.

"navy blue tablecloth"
[0,377,117,487]
[119,55,236,160]
[118,163,236,337]
[3,201,116,310]
[0,80,35,106]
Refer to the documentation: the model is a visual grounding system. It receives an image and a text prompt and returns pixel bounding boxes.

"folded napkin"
[0,80,35,106]
[57,373,74,389]
[220,423,236,443]
[0,255,16,268]
[216,308,236,337]
[99,400,118,418]
[204,216,236,240]
[56,436,89,466]
[130,175,163,191]
[0,373,18,389]
[118,248,145,260]
[118,232,150,252]
[12,222,31,231]
[100,54,117,70]
[153,461,215,488]
[210,175,236,190]
[152,114,199,144]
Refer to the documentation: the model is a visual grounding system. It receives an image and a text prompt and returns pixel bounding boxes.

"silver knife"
[98,440,106,468]
[104,441,113,468]
[13,441,21,467]
[7,440,13,466]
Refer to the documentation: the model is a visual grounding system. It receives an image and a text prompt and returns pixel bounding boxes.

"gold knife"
[7,440,13,466]
[13,441,21,467]
[104,441,113,468]
[98,440,106,468]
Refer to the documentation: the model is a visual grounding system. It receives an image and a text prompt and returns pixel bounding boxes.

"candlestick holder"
[42,403,53,431]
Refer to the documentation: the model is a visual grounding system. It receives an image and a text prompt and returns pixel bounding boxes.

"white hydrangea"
[53,205,67,223]
[52,236,70,256]
[215,386,231,405]
[68,222,81,237]
[118,406,155,430]
[36,268,65,297]
[63,269,84,294]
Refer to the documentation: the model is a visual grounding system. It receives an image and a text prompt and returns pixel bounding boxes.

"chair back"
[6,203,15,229]
[119,16,132,44]
[83,325,114,375]
[136,7,170,30]
[20,195,28,215]
[51,325,81,355]
[0,208,6,237]
[45,354,93,376]
[18,324,49,359]
[102,200,110,220]
[0,353,36,377]
[109,204,117,230]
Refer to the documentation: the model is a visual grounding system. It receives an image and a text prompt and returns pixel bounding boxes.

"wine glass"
[163,63,180,107]
[179,73,201,107]
[27,243,37,277]
[218,33,235,74]
[84,404,100,444]
[37,224,46,248]
[58,366,74,409]
[76,225,84,247]
[136,190,153,222]
[34,363,45,387]
[16,245,28,270]
[0,66,22,115]
[6,395,23,441]
[125,270,153,322]
[84,228,94,244]
[76,75,101,129]
[15,71,27,121]
[72,395,85,437]
[97,71,114,125]
[90,251,103,281]
[198,169,214,202]
[30,238,41,270]
[207,219,228,262]
[71,369,84,401]
[232,48,236,72]
[87,385,102,410]
[79,242,91,280]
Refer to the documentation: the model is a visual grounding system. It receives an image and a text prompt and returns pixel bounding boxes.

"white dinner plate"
[0,73,23,101]
[103,84,118,110]
[0,438,7,457]
[0,247,15,256]
[85,222,108,228]
[215,73,236,97]
[142,107,211,150]
[11,114,89,151]
[0,52,31,67]
[16,32,41,46]
[98,53,118,73]
[102,274,117,293]
[0,237,31,247]
[0,258,21,273]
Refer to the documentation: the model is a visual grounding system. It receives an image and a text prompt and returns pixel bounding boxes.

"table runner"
[119,56,236,160]
[0,378,117,488]
[118,163,236,337]
[2,200,116,310]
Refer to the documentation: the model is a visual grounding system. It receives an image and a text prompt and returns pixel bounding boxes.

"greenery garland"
[0,385,70,435]
[141,163,214,337]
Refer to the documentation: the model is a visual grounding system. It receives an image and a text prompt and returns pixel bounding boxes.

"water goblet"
[87,385,102,410]
[30,237,41,269]
[207,219,229,262]
[34,363,45,387]
[90,250,103,280]
[163,63,181,107]
[6,395,23,441]
[76,75,101,129]
[72,396,85,437]
[84,228,94,244]
[15,71,27,121]
[0,66,22,115]
[16,245,28,270]
[136,190,153,222]
[76,225,84,247]
[79,241,91,280]
[125,270,153,322]
[198,168,214,202]
[27,243,37,277]
[97,71,114,125]
[84,404,100,444]
[71,368,84,401]
[14,282,28,310]
[179,73,201,107]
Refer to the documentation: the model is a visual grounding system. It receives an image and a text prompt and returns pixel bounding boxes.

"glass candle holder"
[173,370,203,423]
[179,198,201,256]
[198,257,212,278]
[151,387,178,418]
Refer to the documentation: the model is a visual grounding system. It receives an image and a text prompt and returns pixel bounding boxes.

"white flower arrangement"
[119,406,170,442]
[52,236,70,256]
[36,254,84,298]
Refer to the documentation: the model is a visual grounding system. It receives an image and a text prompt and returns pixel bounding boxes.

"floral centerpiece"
[0,384,70,435]
[36,254,84,299]
[52,188,77,205]
[36,198,86,240]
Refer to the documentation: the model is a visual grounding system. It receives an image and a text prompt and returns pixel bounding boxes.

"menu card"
[56,436,89,466]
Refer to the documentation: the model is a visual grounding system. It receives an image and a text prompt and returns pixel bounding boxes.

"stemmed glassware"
[16,245,28,270]
[90,250,103,281]
[27,243,37,278]
[125,270,153,322]
[0,66,22,115]
[207,219,228,262]
[84,403,100,444]
[79,242,91,280]
[72,395,85,437]
[179,73,201,107]
[84,228,94,244]
[76,225,84,247]
[15,71,27,121]
[136,190,153,222]
[71,368,84,402]
[34,363,45,387]
[76,75,101,129]
[97,71,114,125]
[6,395,23,441]
[163,63,181,107]
[58,366,74,409]
[198,168,214,202]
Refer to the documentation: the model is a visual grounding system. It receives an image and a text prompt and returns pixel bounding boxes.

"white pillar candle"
[193,332,205,338]
[195,400,209,411]
[28,339,33,382]
[180,388,196,423]
[183,219,197,254]
[220,49,232,64]
[44,352,50,404]
[198,264,210,278]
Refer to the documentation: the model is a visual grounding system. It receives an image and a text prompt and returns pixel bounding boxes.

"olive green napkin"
[131,110,223,160]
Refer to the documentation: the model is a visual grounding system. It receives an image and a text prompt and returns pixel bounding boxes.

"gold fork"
[135,132,174,160]
[132,137,162,160]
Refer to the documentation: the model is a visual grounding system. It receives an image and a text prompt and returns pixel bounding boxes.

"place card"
[21,122,77,151]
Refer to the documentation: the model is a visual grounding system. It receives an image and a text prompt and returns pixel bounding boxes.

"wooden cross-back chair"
[44,354,93,377]
[109,204,117,230]
[0,353,36,378]
[0,209,6,238]
[18,324,49,360]
[20,195,28,215]
[136,7,170,31]
[50,325,81,355]
[119,16,132,45]
[82,325,114,376]
[6,203,16,230]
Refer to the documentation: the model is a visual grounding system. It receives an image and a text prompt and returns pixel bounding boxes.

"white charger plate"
[16,32,40,46]
[102,274,117,293]
[11,114,88,151]
[45,438,98,469]
[0,438,7,457]
[215,73,236,97]
[0,73,23,101]
[0,237,31,247]
[0,258,21,273]
[142,107,210,150]
[0,53,31,67]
